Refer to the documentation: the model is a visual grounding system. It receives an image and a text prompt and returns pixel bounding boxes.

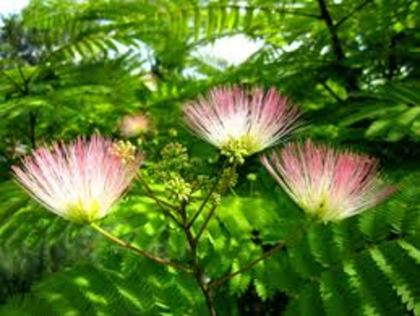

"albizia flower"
[12,136,140,223]
[261,140,395,222]
[119,113,150,137]
[183,86,300,163]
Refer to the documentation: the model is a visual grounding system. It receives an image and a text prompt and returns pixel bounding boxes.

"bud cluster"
[221,137,254,165]
[147,142,196,203]
[166,175,192,202]
[111,140,138,165]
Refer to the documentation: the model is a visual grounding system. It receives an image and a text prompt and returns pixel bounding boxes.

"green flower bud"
[246,173,257,181]
[210,193,221,205]
[166,175,192,202]
[168,128,178,137]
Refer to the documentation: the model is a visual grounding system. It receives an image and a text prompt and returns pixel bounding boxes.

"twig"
[187,177,220,229]
[0,69,25,94]
[209,220,316,288]
[194,162,235,243]
[209,242,285,288]
[335,0,372,29]
[194,204,218,242]
[90,222,190,272]
[218,3,321,19]
[321,81,344,103]
[136,173,182,226]
[16,63,30,92]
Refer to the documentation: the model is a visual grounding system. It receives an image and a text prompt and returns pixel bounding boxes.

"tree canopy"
[0,0,419,315]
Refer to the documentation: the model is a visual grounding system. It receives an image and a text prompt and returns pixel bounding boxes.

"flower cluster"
[184,86,394,221]
[12,86,394,224]
[261,140,395,222]
[183,86,299,163]
[12,136,140,223]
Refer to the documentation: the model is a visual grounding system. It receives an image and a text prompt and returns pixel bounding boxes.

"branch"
[180,204,217,316]
[136,173,183,226]
[209,241,285,288]
[90,222,190,272]
[225,4,321,19]
[16,63,30,93]
[317,0,345,61]
[317,0,359,92]
[188,176,220,229]
[194,203,218,242]
[321,81,344,103]
[0,69,25,94]
[335,0,372,29]
[386,33,400,81]
[209,219,316,288]
[194,162,235,243]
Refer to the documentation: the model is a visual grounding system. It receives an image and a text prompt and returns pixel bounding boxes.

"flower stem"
[194,162,236,243]
[90,222,189,272]
[209,241,285,288]
[195,204,218,242]
[136,172,183,227]
[180,205,217,316]
[187,178,219,229]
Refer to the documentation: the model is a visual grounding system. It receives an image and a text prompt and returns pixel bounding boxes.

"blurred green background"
[0,0,419,315]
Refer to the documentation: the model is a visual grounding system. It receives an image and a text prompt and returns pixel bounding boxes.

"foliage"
[0,0,419,315]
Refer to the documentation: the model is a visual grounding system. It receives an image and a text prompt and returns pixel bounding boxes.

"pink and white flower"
[12,135,140,223]
[261,140,395,222]
[183,86,300,162]
[119,113,150,137]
